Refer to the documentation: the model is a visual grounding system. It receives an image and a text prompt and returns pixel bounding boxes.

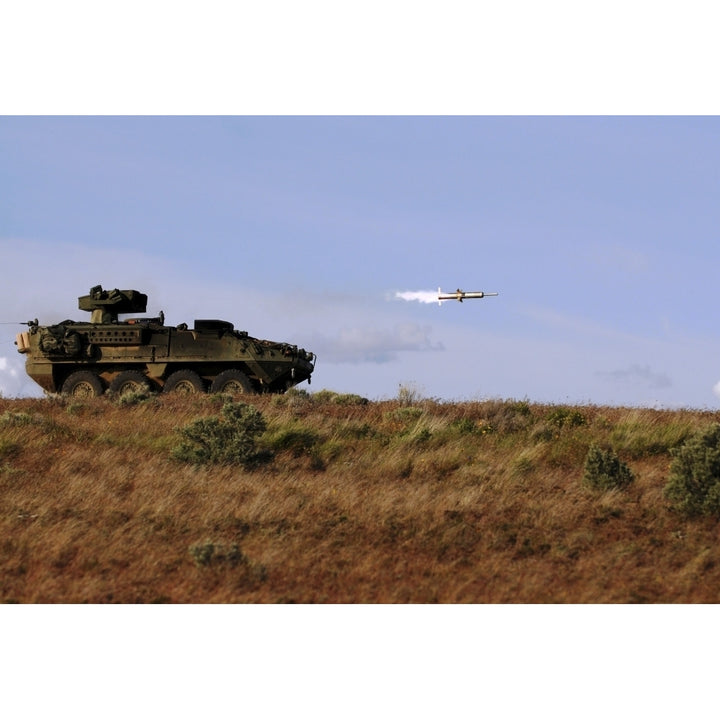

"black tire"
[162,369,206,395]
[210,369,255,395]
[61,370,105,398]
[109,370,152,396]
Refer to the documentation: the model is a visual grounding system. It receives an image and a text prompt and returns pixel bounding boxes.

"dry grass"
[2,392,720,603]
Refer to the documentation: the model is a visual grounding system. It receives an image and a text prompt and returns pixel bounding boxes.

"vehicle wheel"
[61,370,105,398]
[210,369,254,395]
[163,369,206,395]
[109,370,152,396]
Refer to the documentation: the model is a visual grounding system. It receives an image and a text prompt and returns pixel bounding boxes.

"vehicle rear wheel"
[61,370,105,398]
[210,369,254,395]
[109,370,152,396]
[163,369,206,395]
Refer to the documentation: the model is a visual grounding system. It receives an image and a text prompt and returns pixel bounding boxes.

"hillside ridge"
[1,390,719,603]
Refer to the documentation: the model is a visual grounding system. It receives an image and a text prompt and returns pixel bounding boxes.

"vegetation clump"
[172,401,268,467]
[114,389,154,407]
[271,387,313,408]
[311,389,369,406]
[269,426,321,457]
[397,383,424,406]
[0,438,20,463]
[189,540,246,568]
[582,444,634,491]
[664,423,720,517]
[609,415,694,459]
[546,406,586,429]
[0,411,39,427]
[188,540,268,584]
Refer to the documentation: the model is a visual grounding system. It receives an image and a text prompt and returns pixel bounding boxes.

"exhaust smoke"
[394,290,439,304]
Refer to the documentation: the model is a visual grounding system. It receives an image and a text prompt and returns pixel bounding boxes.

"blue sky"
[2,115,720,406]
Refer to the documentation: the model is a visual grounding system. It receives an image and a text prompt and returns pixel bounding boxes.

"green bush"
[546,406,586,429]
[115,389,153,407]
[270,427,321,456]
[189,540,246,568]
[172,402,267,466]
[582,444,634,491]
[664,423,720,516]
[0,411,37,427]
[188,540,268,584]
[385,406,424,423]
[0,438,20,462]
[271,387,313,408]
[479,399,532,434]
[312,389,369,406]
[450,418,478,435]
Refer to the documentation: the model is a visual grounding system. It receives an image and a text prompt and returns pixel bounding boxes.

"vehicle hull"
[18,315,315,396]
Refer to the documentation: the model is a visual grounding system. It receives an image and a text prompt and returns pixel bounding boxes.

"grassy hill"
[2,388,719,603]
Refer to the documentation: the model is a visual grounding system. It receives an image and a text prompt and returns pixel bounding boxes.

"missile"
[438,288,499,305]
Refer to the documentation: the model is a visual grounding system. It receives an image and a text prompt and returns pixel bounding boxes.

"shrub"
[271,387,313,408]
[270,427,321,457]
[115,389,153,407]
[335,422,374,440]
[0,411,37,427]
[188,540,268,584]
[313,390,369,406]
[450,418,477,435]
[664,423,720,516]
[479,399,532,433]
[397,383,423,406]
[582,444,634,491]
[172,402,267,466]
[333,393,368,406]
[407,426,432,446]
[386,406,424,423]
[0,438,20,462]
[546,406,586,429]
[509,400,532,417]
[189,540,246,568]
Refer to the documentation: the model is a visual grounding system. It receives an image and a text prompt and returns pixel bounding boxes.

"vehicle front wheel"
[210,369,255,395]
[61,371,105,398]
[162,369,206,395]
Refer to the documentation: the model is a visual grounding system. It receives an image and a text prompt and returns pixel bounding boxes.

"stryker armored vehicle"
[15,285,316,398]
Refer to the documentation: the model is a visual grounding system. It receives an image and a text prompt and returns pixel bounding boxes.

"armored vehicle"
[16,285,316,398]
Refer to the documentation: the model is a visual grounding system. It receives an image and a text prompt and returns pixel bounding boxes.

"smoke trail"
[395,290,438,304]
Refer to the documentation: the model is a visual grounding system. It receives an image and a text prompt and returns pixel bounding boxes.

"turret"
[78,285,148,324]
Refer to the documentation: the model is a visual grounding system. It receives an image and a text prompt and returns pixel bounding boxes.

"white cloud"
[596,364,673,390]
[0,358,18,378]
[0,353,38,398]
[306,323,444,364]
[713,381,720,401]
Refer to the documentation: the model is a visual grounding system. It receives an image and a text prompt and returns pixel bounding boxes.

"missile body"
[437,288,499,305]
